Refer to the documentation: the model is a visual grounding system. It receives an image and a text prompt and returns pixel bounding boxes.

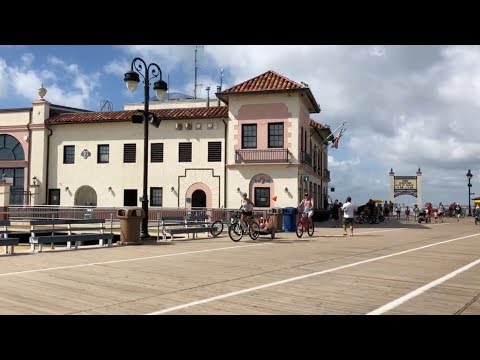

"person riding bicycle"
[298,193,314,225]
[239,193,254,226]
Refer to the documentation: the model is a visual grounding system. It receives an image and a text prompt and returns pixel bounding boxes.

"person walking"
[438,202,445,223]
[413,204,419,221]
[331,199,340,227]
[341,196,354,236]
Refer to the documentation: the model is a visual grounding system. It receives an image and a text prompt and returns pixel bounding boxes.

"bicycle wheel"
[228,223,243,242]
[248,221,260,240]
[296,220,304,238]
[307,220,314,236]
[210,220,224,237]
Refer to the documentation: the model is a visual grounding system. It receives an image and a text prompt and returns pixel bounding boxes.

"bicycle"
[296,210,314,238]
[208,209,233,237]
[228,212,260,242]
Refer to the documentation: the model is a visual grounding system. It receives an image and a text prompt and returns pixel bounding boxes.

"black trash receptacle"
[283,207,297,232]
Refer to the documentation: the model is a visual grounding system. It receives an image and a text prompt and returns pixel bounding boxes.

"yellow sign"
[394,178,417,190]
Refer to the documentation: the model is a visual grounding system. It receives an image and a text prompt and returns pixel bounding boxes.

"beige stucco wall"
[48,119,226,207]
[0,110,31,126]
[30,126,49,204]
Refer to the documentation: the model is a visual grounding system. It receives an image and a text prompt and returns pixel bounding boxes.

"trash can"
[117,207,144,245]
[268,207,283,231]
[283,207,297,232]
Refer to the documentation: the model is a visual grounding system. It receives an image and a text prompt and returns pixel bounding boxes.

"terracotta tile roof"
[45,106,229,125]
[309,119,329,130]
[310,119,333,141]
[221,70,305,93]
[217,70,321,113]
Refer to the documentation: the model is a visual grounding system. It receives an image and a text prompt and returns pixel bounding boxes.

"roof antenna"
[220,68,224,91]
[194,45,204,99]
[100,100,113,111]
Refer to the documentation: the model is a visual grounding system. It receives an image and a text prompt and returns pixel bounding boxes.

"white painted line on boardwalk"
[354,228,402,235]
[147,232,480,315]
[0,228,399,277]
[0,243,271,277]
[367,257,480,315]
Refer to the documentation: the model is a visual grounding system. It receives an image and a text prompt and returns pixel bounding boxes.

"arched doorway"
[192,189,206,208]
[74,185,97,206]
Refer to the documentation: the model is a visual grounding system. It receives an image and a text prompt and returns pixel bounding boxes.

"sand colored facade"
[0,71,333,210]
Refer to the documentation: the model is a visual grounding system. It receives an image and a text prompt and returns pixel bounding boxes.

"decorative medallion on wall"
[253,176,272,184]
[81,149,91,159]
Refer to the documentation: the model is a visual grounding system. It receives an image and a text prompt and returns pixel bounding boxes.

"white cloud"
[0,58,8,97]
[0,54,101,109]
[9,68,42,99]
[2,45,480,205]
[21,53,34,66]
[104,59,130,76]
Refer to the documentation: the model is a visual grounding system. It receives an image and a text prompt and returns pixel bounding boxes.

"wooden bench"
[30,233,115,253]
[29,219,113,252]
[0,220,20,255]
[160,215,214,241]
[0,237,20,255]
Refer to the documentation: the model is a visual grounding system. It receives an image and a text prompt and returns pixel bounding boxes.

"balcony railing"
[235,149,289,163]
[300,151,312,167]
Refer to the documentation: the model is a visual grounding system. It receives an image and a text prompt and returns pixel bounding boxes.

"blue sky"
[0,45,479,208]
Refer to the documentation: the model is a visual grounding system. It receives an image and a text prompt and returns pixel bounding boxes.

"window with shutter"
[179,142,192,162]
[208,141,221,162]
[151,143,164,163]
[123,144,136,163]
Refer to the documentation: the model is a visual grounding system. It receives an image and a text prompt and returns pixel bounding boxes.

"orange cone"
[272,195,277,201]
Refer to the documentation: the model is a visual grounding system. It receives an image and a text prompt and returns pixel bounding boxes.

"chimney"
[217,85,221,106]
[206,86,210,108]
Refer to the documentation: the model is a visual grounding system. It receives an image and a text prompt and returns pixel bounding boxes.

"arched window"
[0,135,24,160]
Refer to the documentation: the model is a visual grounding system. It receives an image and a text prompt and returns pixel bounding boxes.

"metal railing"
[300,151,312,167]
[235,149,289,163]
[6,205,272,222]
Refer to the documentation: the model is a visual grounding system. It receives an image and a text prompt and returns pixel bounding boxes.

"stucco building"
[0,70,333,210]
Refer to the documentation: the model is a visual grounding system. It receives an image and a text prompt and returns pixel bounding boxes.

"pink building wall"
[234,103,292,149]
[186,182,212,208]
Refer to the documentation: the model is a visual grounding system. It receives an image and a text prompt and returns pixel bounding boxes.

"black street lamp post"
[124,57,167,241]
[467,169,473,217]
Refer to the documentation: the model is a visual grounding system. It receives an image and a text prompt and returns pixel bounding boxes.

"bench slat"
[35,233,114,244]
[0,238,19,246]
[167,227,212,234]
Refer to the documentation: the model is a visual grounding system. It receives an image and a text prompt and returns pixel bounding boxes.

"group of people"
[239,191,351,235]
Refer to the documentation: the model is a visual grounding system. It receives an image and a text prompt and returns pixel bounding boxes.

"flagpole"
[318,121,346,152]
[323,121,346,146]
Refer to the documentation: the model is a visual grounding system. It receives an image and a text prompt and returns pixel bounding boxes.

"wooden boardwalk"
[1,217,480,315]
